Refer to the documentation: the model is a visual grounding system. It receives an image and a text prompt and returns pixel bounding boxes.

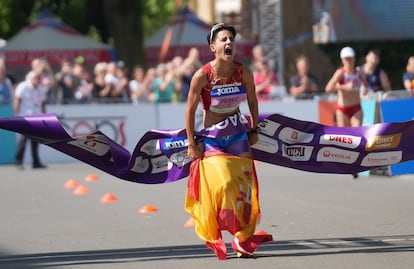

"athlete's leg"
[335,109,351,127]
[350,109,363,127]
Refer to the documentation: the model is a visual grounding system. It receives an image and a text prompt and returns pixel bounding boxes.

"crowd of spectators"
[51,48,202,105]
[1,45,413,106]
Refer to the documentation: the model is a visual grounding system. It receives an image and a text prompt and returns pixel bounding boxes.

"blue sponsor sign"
[0,104,16,164]
[380,98,414,175]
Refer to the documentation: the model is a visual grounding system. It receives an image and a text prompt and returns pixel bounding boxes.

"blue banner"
[0,105,16,164]
[380,98,414,175]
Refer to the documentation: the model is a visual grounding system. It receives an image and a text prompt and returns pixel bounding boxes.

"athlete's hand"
[187,144,203,159]
[248,132,259,145]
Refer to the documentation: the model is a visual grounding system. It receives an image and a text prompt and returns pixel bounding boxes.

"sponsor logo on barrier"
[130,156,150,173]
[151,155,173,174]
[67,134,110,156]
[319,134,361,149]
[140,139,161,156]
[169,149,193,167]
[279,127,314,144]
[282,144,313,161]
[317,147,359,164]
[251,134,279,153]
[365,133,401,151]
[361,151,402,166]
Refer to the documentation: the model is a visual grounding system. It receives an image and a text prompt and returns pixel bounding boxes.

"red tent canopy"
[144,7,253,65]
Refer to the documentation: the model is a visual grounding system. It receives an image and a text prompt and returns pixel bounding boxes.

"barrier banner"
[0,113,413,183]
[0,104,16,164]
[380,98,414,175]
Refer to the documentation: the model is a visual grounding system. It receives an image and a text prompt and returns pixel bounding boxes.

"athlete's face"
[210,29,235,61]
[341,56,355,68]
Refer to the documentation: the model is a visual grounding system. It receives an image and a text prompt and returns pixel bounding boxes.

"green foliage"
[142,0,183,38]
[0,0,34,39]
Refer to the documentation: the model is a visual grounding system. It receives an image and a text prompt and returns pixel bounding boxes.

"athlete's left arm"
[243,65,259,130]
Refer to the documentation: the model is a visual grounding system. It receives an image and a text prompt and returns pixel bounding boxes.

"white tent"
[4,10,116,67]
[144,7,253,65]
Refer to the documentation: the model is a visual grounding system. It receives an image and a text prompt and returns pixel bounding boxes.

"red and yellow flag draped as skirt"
[185,150,272,259]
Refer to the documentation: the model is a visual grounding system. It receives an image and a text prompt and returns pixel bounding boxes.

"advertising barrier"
[380,97,414,176]
[0,104,15,164]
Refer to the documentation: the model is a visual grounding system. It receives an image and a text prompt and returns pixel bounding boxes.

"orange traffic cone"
[73,185,90,195]
[138,204,158,213]
[85,174,98,182]
[64,179,79,189]
[100,193,118,203]
[184,217,195,227]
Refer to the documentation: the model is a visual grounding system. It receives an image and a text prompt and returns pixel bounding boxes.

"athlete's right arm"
[325,69,344,93]
[186,68,207,159]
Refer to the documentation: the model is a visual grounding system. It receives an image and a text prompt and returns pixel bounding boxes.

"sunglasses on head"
[209,23,225,44]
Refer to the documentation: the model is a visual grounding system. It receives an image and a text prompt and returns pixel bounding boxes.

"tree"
[0,0,183,72]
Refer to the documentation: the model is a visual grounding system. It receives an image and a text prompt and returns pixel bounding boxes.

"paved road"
[1,161,413,268]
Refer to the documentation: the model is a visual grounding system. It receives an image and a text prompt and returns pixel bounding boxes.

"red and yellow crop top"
[200,61,247,113]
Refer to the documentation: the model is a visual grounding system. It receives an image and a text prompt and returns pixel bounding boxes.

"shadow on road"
[1,234,413,267]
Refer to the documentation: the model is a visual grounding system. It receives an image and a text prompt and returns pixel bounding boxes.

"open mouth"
[224,48,233,56]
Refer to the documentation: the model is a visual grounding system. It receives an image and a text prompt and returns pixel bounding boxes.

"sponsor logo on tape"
[130,156,150,173]
[319,134,361,149]
[282,144,313,161]
[151,155,173,174]
[365,133,401,151]
[140,139,161,156]
[67,134,109,156]
[361,151,402,166]
[317,147,359,164]
[162,137,188,153]
[251,134,279,153]
[169,149,193,167]
[258,119,281,136]
[205,113,247,131]
[279,127,314,144]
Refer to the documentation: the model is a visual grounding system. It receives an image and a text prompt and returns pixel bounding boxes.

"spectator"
[251,44,276,73]
[402,56,414,91]
[171,56,184,102]
[14,70,47,169]
[251,44,265,70]
[187,47,203,69]
[359,50,391,92]
[253,59,279,101]
[180,58,197,102]
[114,61,130,102]
[151,62,180,103]
[325,46,368,127]
[0,61,13,103]
[129,65,147,104]
[31,58,56,102]
[55,60,76,104]
[99,62,119,101]
[143,67,157,103]
[74,67,93,103]
[289,55,319,99]
[91,62,107,102]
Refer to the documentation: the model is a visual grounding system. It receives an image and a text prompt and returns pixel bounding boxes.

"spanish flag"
[185,150,273,259]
